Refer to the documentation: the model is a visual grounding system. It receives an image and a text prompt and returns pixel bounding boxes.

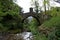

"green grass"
[42,16,60,28]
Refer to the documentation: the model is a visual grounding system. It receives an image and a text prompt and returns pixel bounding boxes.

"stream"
[16,32,33,40]
[0,32,33,40]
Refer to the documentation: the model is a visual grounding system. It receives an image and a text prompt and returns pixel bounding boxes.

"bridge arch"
[22,15,41,25]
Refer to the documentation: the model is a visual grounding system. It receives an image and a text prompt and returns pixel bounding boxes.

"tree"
[0,0,20,16]
[0,0,22,33]
[31,0,40,13]
[43,0,50,14]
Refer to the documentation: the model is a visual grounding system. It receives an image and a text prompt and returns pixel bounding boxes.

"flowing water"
[16,32,33,40]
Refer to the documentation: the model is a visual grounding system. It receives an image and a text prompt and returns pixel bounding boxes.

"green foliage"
[23,18,29,31]
[28,18,38,34]
[0,14,22,32]
[26,18,48,40]
[33,34,48,40]
[0,0,20,16]
[40,16,60,40]
[50,7,60,16]
[0,0,22,33]
[43,16,60,28]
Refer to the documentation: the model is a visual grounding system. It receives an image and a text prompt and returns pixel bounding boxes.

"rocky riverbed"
[0,32,33,40]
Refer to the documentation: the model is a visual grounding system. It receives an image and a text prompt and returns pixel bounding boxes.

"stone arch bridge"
[21,8,43,25]
[21,8,51,25]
